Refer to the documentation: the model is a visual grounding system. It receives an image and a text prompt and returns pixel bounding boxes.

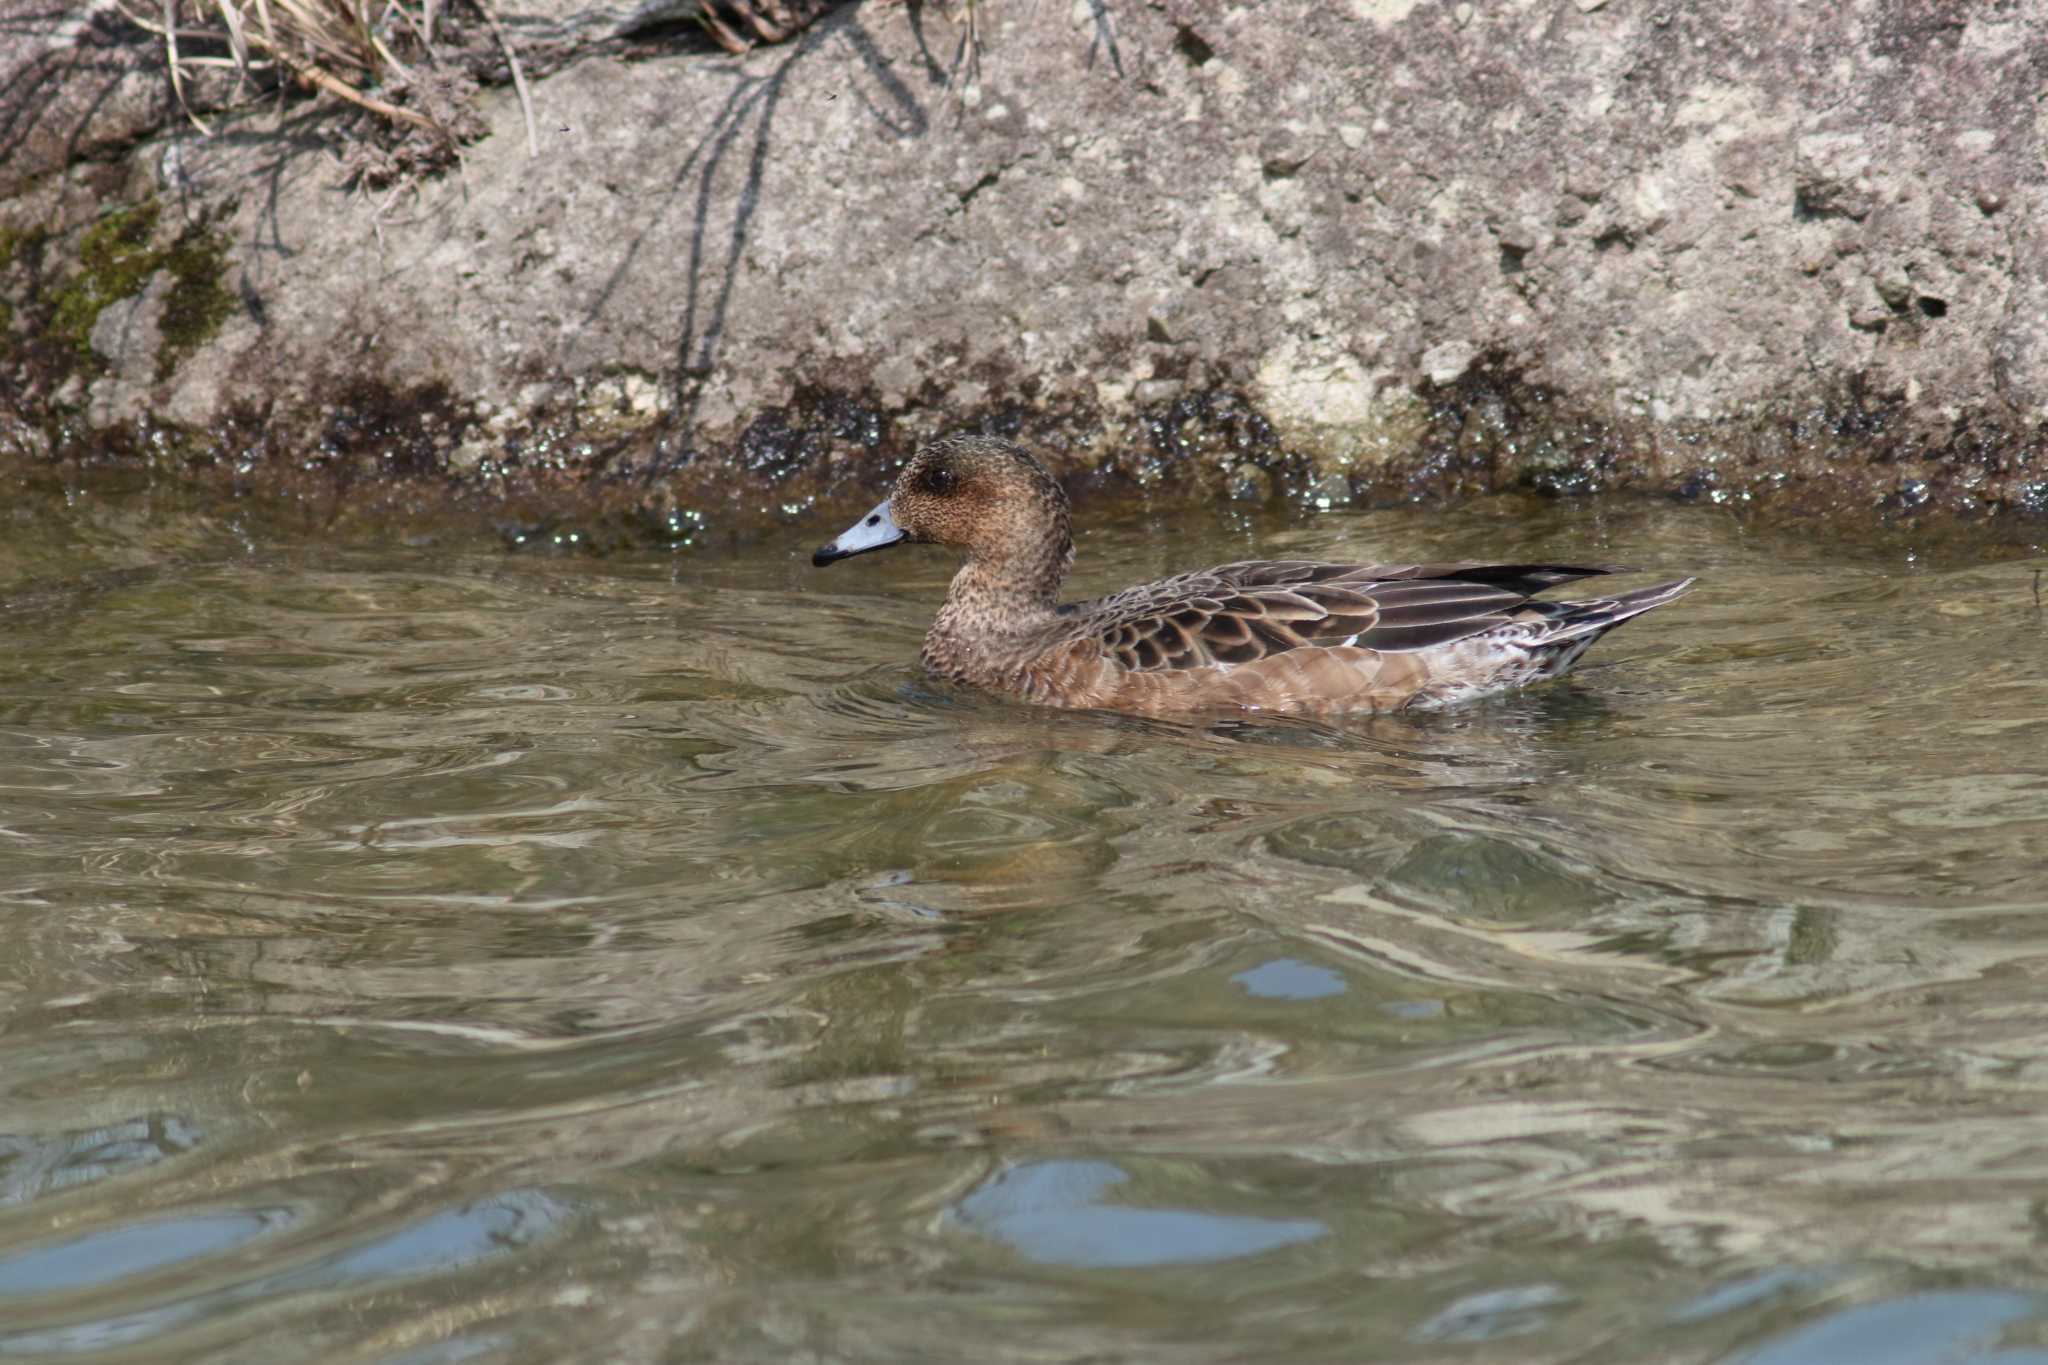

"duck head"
[812,436,1074,590]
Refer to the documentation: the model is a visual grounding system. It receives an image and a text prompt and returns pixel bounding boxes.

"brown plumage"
[812,436,1696,716]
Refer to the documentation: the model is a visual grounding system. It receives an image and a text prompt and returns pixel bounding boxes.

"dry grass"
[110,0,854,189]
[115,0,848,140]
[695,0,836,53]
[98,3,516,199]
[113,1,462,132]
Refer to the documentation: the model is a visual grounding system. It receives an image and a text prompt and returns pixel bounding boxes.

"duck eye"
[920,465,957,496]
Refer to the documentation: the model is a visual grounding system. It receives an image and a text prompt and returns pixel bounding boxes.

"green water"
[2,487,2046,1363]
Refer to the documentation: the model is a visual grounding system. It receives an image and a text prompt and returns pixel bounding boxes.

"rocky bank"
[3,0,2046,541]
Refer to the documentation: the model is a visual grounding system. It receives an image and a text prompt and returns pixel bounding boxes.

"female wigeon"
[813,435,1694,715]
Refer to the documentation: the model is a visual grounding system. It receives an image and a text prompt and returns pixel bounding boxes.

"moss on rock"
[37,200,234,382]
[0,222,46,271]
[51,200,162,361]
[154,222,234,382]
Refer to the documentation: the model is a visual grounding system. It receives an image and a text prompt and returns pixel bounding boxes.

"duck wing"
[1075,561,1624,673]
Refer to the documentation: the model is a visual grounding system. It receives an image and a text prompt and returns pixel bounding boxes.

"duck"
[812,435,1695,716]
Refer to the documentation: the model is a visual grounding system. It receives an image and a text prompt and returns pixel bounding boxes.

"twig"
[700,8,750,53]
[273,41,439,129]
[251,0,279,69]
[140,52,262,70]
[474,0,539,158]
[162,0,215,134]
[368,29,414,80]
[214,0,254,97]
[119,0,438,132]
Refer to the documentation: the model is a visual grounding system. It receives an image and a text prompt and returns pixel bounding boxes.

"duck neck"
[923,532,1073,676]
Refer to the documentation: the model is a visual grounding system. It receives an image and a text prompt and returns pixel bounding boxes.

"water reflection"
[0,1210,288,1297]
[1672,1266,1835,1324]
[1230,958,1348,1000]
[951,1161,1326,1268]
[0,1118,201,1207]
[304,1190,568,1284]
[1413,1284,1570,1344]
[1732,1291,2046,1365]
[1,491,2045,1358]
[0,1191,568,1357]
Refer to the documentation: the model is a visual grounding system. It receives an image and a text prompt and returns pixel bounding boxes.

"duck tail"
[1523,576,1697,676]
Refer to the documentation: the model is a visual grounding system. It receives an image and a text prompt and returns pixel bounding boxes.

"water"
[1,486,2045,1363]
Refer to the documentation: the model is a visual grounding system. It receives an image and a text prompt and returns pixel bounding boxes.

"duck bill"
[812,499,906,567]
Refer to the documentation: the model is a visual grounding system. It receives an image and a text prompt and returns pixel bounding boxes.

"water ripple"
[0,506,2043,1358]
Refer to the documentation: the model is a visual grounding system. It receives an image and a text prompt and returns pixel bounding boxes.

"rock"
[1421,341,1478,387]
[0,7,183,201]
[1794,132,1878,222]
[1,0,2045,530]
[1873,265,1913,311]
[86,274,168,425]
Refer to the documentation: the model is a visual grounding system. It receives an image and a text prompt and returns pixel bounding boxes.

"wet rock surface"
[3,0,2046,541]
